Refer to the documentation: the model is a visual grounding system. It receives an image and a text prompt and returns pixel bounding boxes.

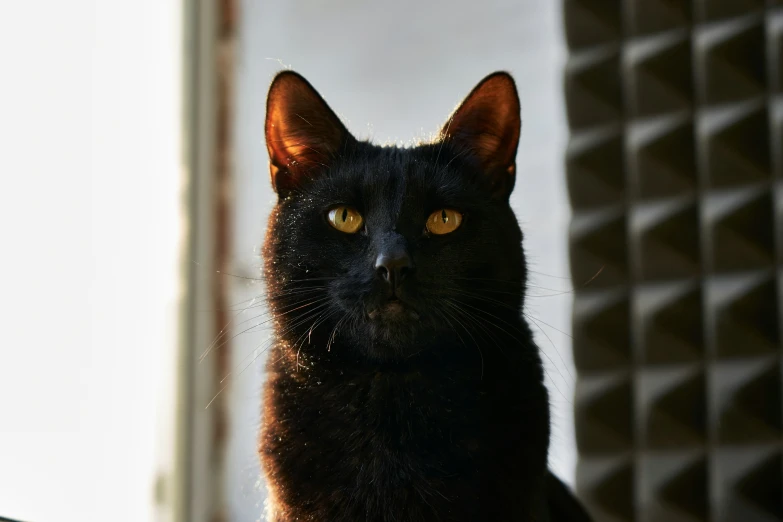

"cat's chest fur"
[260,342,550,522]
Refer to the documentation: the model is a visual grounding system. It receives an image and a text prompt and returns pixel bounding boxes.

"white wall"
[0,2,183,521]
[225,1,575,520]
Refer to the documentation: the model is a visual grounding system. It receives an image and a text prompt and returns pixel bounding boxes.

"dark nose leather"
[375,249,413,290]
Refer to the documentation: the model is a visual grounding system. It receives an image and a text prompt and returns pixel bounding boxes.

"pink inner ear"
[442,73,521,174]
[472,133,504,161]
[266,89,330,169]
[264,72,354,193]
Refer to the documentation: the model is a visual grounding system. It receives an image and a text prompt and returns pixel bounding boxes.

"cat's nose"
[375,250,413,289]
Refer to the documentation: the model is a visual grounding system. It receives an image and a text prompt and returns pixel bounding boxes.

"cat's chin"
[360,300,430,358]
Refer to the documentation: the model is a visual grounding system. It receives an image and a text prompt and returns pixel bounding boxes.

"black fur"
[260,71,591,521]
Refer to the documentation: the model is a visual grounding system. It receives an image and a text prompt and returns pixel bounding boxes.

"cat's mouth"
[367,297,420,322]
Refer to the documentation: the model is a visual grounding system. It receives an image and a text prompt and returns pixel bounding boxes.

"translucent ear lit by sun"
[426,209,462,235]
[327,205,364,234]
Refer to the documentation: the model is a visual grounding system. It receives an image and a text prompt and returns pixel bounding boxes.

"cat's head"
[263,71,526,360]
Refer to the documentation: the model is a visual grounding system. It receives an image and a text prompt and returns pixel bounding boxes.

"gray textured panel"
[626,0,692,37]
[566,49,624,130]
[565,1,783,520]
[625,33,694,118]
[568,128,626,210]
[629,116,698,200]
[564,0,622,50]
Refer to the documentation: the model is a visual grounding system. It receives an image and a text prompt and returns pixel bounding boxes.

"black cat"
[259,71,591,522]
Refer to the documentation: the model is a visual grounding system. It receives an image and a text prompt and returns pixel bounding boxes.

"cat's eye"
[426,209,463,235]
[327,205,364,234]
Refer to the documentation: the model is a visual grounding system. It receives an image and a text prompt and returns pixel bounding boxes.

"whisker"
[295,309,338,369]
[525,289,575,298]
[521,308,577,385]
[524,315,574,405]
[438,287,576,387]
[458,299,567,360]
[192,259,338,285]
[326,314,347,352]
[208,297,331,357]
[278,276,338,284]
[579,265,604,286]
[527,264,604,286]
[199,296,259,362]
[192,259,266,282]
[448,297,573,402]
[202,294,330,361]
[441,299,484,379]
[449,300,512,367]
[206,303,328,408]
[265,287,329,304]
[433,306,462,344]
[213,301,334,391]
[442,287,520,312]
[526,269,572,280]
[206,286,326,314]
[522,309,573,340]
[450,277,571,294]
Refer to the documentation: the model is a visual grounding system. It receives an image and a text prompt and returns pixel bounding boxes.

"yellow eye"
[327,205,364,234]
[426,209,463,235]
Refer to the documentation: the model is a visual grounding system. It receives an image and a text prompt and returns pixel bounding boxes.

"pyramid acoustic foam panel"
[563,1,783,521]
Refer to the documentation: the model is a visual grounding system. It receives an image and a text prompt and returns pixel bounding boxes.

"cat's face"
[264,72,525,359]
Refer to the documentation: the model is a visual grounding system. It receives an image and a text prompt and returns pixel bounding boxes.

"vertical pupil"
[441,210,447,223]
[342,208,348,222]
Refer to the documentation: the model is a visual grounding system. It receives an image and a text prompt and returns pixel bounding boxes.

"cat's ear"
[265,71,355,195]
[439,72,521,198]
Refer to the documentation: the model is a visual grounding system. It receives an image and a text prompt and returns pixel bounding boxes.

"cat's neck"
[269,311,542,388]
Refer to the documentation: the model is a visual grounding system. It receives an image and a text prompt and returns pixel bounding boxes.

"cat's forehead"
[331,144,468,204]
